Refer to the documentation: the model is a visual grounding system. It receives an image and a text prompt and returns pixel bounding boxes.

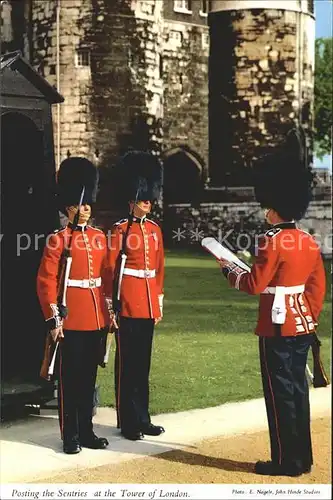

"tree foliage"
[314,37,333,158]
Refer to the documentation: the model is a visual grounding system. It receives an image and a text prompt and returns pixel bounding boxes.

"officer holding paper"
[216,129,326,477]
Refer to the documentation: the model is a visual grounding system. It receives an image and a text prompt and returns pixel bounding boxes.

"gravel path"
[36,417,331,484]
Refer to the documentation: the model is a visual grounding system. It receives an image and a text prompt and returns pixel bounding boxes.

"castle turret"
[208,0,315,186]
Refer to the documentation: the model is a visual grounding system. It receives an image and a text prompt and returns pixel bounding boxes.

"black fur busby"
[113,150,162,202]
[252,128,313,221]
[57,157,99,214]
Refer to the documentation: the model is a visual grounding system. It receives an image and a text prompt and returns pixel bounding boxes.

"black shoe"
[255,461,303,477]
[63,438,81,454]
[141,423,165,436]
[80,434,109,449]
[121,430,144,441]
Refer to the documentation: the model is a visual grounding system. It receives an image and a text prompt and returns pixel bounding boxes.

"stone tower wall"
[208,0,315,186]
[26,0,209,171]
[1,0,316,190]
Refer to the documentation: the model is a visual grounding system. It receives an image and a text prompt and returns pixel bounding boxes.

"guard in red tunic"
[37,157,112,454]
[219,129,326,476]
[104,151,165,441]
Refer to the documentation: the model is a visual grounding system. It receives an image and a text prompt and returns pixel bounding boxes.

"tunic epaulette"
[114,218,128,227]
[146,218,159,227]
[265,227,282,238]
[53,226,66,234]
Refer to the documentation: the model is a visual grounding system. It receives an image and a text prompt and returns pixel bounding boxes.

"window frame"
[173,0,193,15]
[74,47,91,68]
[169,29,183,44]
[199,0,211,17]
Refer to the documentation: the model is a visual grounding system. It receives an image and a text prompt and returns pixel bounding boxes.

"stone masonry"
[209,1,315,186]
[30,0,163,165]
[1,1,317,188]
[1,0,209,175]
[164,200,332,257]
[163,2,209,171]
[0,0,323,216]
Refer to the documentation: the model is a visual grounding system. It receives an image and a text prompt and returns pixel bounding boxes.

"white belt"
[67,277,102,288]
[261,285,305,325]
[262,285,305,295]
[123,268,156,278]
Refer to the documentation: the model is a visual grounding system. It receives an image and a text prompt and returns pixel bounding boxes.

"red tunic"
[223,223,326,337]
[104,216,165,319]
[37,224,111,331]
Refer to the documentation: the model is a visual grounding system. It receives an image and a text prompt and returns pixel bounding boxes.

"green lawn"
[97,251,332,414]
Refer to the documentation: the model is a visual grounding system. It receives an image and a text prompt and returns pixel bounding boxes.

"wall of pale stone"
[1,0,318,203]
[27,0,208,173]
[208,6,315,186]
[31,0,156,167]
[76,0,163,167]
[31,0,95,165]
[163,2,209,170]
[162,19,209,171]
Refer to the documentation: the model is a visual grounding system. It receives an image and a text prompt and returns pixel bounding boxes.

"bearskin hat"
[252,128,313,221]
[113,150,162,202]
[57,157,99,214]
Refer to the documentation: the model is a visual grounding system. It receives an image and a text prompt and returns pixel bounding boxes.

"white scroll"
[201,237,251,272]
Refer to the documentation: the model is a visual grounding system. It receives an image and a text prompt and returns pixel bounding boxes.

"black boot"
[63,437,81,454]
[141,423,165,436]
[62,411,81,454]
[80,433,109,449]
[255,461,303,477]
[121,429,144,441]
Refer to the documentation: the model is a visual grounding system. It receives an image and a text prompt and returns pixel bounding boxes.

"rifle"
[111,192,139,428]
[40,187,85,381]
[308,334,330,388]
[96,189,140,368]
[112,189,139,327]
[40,336,59,381]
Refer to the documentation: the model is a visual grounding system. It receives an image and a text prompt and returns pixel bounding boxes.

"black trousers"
[57,328,105,442]
[114,317,154,432]
[259,334,314,470]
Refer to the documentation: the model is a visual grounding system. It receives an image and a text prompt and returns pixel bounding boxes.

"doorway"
[1,112,49,382]
[163,146,204,205]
